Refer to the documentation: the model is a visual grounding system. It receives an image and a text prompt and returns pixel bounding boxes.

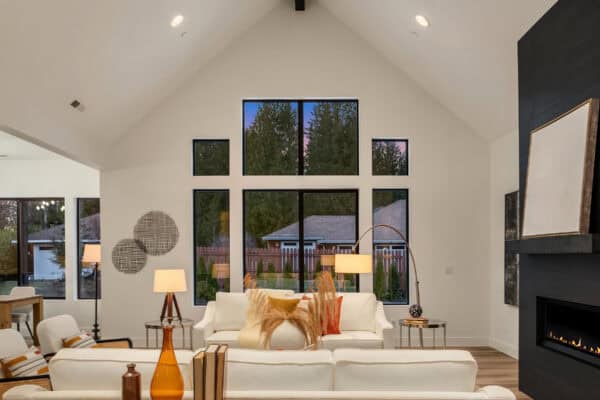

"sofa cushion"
[338,293,376,332]
[226,349,334,391]
[207,330,240,347]
[333,349,478,392]
[321,331,383,350]
[49,348,194,391]
[215,292,249,331]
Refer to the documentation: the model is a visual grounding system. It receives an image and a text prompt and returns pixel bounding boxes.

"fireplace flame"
[547,330,600,356]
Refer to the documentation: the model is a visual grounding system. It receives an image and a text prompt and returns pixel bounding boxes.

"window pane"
[193,140,229,176]
[0,200,18,295]
[244,191,299,291]
[303,191,358,292]
[195,190,230,304]
[372,139,408,175]
[373,189,408,304]
[244,101,299,175]
[22,199,65,298]
[78,198,100,299]
[304,101,358,175]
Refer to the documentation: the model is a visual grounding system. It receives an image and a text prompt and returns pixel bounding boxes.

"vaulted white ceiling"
[0,0,555,165]
[321,0,556,139]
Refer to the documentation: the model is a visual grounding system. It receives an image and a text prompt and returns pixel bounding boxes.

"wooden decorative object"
[134,211,179,256]
[111,239,147,273]
[522,99,599,238]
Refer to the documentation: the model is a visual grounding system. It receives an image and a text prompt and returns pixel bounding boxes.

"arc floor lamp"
[334,224,427,323]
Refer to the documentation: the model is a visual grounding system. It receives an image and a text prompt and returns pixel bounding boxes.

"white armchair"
[193,292,395,350]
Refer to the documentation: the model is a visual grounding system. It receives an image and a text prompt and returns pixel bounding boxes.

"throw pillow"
[62,333,98,348]
[268,296,300,313]
[0,347,49,378]
[323,296,343,335]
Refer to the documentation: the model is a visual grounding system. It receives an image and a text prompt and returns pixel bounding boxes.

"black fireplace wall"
[518,1,600,398]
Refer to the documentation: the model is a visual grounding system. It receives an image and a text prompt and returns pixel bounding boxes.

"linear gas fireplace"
[537,297,600,368]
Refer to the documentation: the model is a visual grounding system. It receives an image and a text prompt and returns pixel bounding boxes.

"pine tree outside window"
[243,100,358,175]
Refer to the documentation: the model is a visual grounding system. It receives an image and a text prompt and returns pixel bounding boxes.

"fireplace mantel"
[518,234,600,255]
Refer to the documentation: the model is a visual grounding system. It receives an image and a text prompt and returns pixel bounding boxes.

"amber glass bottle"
[122,363,141,400]
[150,326,184,400]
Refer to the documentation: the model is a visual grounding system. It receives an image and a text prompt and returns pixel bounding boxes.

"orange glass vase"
[150,326,184,400]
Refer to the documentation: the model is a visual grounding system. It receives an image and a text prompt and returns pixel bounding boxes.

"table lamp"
[82,244,101,340]
[153,269,187,323]
[211,263,230,279]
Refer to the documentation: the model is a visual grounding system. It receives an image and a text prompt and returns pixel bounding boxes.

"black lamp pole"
[92,262,100,340]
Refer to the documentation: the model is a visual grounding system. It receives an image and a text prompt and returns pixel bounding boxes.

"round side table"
[145,318,195,350]
[397,319,447,348]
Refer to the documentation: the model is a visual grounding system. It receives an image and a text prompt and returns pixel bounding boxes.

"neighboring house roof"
[27,213,100,243]
[261,200,407,244]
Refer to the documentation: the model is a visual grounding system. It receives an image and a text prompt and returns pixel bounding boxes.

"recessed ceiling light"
[415,15,429,28]
[0,154,7,158]
[171,15,184,28]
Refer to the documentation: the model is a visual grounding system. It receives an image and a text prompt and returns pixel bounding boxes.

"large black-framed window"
[194,190,230,305]
[77,198,100,299]
[372,189,409,304]
[0,198,65,299]
[243,100,359,175]
[243,189,359,293]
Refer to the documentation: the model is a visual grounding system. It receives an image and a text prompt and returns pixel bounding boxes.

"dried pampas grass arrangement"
[314,271,338,335]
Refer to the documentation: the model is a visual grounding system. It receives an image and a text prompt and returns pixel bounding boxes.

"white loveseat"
[193,291,395,349]
[3,348,516,400]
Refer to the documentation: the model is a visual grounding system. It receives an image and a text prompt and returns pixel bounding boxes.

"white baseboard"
[488,337,518,359]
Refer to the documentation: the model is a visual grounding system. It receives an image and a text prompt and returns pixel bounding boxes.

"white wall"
[101,3,491,347]
[0,158,100,329]
[488,131,519,357]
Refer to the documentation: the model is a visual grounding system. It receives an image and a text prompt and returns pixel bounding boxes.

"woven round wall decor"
[112,238,147,273]
[133,211,179,256]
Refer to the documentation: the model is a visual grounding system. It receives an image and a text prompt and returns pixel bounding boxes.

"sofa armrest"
[193,301,216,350]
[1,376,51,400]
[477,385,516,400]
[375,301,394,349]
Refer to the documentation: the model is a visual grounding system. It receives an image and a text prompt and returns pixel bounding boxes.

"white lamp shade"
[153,269,187,293]
[334,254,372,274]
[82,244,101,264]
[212,263,230,279]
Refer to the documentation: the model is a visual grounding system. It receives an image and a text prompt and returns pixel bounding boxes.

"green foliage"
[283,261,293,279]
[372,140,408,175]
[195,257,219,303]
[194,141,229,175]
[256,259,265,278]
[244,191,297,248]
[373,256,387,301]
[245,102,298,175]
[266,262,276,288]
[304,102,358,175]
[0,227,18,277]
[195,191,229,247]
[389,263,402,301]
[315,260,322,274]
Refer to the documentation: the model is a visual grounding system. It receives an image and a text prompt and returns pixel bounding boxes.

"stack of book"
[193,344,228,400]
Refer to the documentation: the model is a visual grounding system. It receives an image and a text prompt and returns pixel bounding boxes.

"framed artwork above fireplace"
[522,99,599,239]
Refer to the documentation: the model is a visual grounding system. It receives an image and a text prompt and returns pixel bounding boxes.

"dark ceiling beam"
[295,0,305,11]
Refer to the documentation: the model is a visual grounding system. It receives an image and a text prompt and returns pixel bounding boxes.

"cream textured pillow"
[0,347,49,377]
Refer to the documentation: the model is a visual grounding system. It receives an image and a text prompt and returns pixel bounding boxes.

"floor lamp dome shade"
[334,254,372,274]
[82,244,102,340]
[154,269,187,323]
[335,224,426,323]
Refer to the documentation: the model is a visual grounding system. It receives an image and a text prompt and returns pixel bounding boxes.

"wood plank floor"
[466,347,531,400]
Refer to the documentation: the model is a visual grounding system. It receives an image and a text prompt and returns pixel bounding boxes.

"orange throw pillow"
[322,296,343,335]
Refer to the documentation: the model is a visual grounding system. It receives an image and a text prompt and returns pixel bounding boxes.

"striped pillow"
[0,347,49,378]
[62,333,97,348]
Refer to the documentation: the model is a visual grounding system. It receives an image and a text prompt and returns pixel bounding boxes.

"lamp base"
[160,292,183,324]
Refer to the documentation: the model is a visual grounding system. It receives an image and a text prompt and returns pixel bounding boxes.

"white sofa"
[193,291,395,349]
[4,348,515,400]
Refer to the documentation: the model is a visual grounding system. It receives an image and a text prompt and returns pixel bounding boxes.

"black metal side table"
[397,318,447,348]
